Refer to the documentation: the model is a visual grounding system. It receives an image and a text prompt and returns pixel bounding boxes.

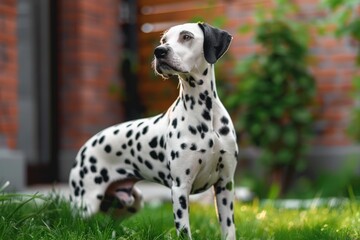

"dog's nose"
[154,46,168,59]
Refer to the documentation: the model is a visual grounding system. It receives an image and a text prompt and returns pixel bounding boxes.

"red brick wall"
[0,0,18,149]
[224,0,356,146]
[57,0,123,151]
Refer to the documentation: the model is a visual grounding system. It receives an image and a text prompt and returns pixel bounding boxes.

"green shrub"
[225,0,316,193]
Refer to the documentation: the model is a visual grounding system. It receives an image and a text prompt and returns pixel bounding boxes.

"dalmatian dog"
[69,22,238,240]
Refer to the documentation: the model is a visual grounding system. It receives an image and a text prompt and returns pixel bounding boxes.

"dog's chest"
[168,96,236,192]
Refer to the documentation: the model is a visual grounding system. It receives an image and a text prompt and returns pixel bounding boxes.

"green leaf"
[266,124,280,141]
[293,109,311,123]
[277,149,293,163]
[283,129,298,147]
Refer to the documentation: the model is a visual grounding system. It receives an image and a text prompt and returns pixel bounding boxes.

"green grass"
[0,193,359,240]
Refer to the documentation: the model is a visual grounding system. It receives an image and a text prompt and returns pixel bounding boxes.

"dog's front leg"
[171,185,191,239]
[214,179,236,240]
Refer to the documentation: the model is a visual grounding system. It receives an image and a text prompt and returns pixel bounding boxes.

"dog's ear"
[198,23,232,64]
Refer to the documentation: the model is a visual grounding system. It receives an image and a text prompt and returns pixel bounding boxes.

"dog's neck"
[178,63,217,97]
[177,63,218,122]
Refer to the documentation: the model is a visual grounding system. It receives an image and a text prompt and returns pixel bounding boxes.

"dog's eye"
[183,34,193,41]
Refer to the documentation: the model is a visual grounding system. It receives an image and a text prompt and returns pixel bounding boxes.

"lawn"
[0,193,359,240]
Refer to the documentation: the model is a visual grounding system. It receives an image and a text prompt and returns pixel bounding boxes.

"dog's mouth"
[154,59,188,77]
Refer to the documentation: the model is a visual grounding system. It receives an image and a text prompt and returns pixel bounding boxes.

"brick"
[0,0,17,149]
[57,0,123,151]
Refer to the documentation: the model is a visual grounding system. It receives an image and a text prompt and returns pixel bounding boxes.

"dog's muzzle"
[154,46,173,74]
[153,46,187,77]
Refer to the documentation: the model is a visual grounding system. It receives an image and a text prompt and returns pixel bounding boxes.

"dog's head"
[153,23,232,78]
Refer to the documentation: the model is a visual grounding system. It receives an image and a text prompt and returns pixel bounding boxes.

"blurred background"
[0,0,359,199]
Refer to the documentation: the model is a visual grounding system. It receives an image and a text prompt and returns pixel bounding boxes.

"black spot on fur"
[89,156,97,164]
[180,143,187,149]
[185,169,190,175]
[142,126,148,135]
[135,132,141,140]
[92,139,98,147]
[145,160,153,170]
[126,130,133,138]
[158,152,165,162]
[150,151,158,160]
[100,168,109,182]
[149,137,158,148]
[94,176,102,184]
[190,144,197,151]
[113,129,119,135]
[188,125,197,135]
[104,145,112,153]
[176,177,181,186]
[227,217,232,227]
[203,68,208,76]
[74,187,80,196]
[172,118,178,129]
[132,163,140,171]
[179,195,187,209]
[99,136,105,144]
[219,126,230,135]
[159,136,165,148]
[116,151,122,156]
[177,209,183,219]
[175,222,180,229]
[79,170,84,179]
[202,109,211,121]
[221,116,229,125]
[171,151,179,160]
[117,168,127,175]
[90,165,97,173]
[205,97,212,110]
[188,76,196,88]
[137,142,142,151]
[158,171,165,180]
[154,113,165,124]
[209,139,214,148]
